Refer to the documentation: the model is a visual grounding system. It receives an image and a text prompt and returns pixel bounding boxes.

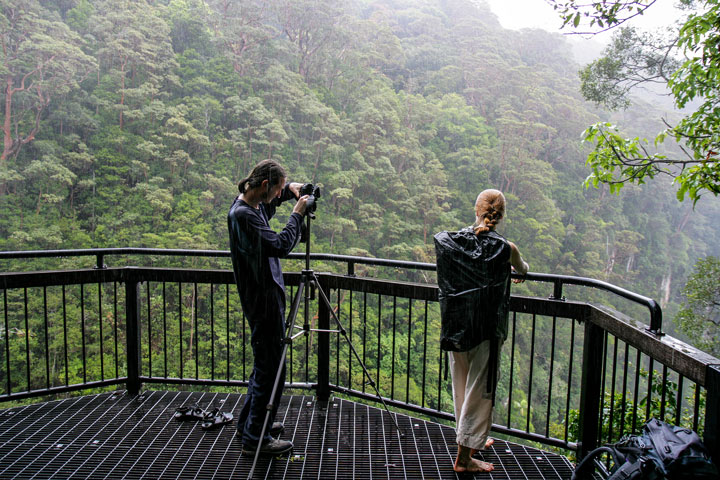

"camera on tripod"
[299,183,321,218]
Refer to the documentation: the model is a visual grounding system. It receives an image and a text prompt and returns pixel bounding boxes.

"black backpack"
[572,418,720,479]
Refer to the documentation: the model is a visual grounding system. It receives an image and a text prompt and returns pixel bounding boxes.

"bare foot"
[455,445,495,473]
[470,438,495,457]
[454,457,495,473]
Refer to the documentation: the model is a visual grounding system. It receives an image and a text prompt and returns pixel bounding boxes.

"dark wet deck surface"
[0,390,575,479]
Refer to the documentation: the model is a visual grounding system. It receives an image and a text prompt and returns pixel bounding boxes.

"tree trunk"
[119,62,126,130]
[3,78,15,163]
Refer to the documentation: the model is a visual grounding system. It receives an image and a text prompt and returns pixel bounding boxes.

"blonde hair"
[473,189,506,235]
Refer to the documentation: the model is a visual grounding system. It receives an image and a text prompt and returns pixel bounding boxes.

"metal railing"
[0,249,717,464]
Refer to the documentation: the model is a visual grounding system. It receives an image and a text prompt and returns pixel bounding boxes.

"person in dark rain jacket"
[434,189,529,474]
[227,159,308,456]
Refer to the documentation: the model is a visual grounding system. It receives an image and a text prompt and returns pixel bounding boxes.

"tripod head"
[299,183,321,219]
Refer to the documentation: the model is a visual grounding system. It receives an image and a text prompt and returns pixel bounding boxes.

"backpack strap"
[572,446,623,480]
[607,459,648,480]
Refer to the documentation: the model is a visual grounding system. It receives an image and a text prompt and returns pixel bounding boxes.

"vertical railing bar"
[620,342,630,439]
[194,282,199,380]
[63,285,69,385]
[545,316,557,437]
[288,286,294,385]
[693,383,701,432]
[406,299,412,405]
[336,289,340,386]
[125,278,141,395]
[179,282,183,379]
[24,288,30,391]
[226,284,230,382]
[676,375,684,427]
[80,284,86,384]
[609,335,618,442]
[579,320,605,458]
[632,348,641,433]
[526,313,537,433]
[4,289,10,394]
[304,285,309,383]
[646,357,655,424]
[377,295,382,396]
[44,286,50,390]
[421,301,428,409]
[147,281,152,378]
[508,311,517,428]
[113,282,118,379]
[316,276,330,401]
[660,364,668,421]
[437,334,443,412]
[564,317,576,444]
[211,283,215,381]
[349,290,353,389]
[391,296,396,400]
[362,291,367,394]
[599,330,609,443]
[163,282,168,378]
[98,282,104,381]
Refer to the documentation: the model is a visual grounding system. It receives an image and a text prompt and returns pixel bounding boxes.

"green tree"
[675,256,720,357]
[91,0,177,130]
[552,0,720,203]
[0,0,95,162]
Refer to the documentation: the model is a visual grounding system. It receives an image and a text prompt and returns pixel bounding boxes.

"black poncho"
[434,228,512,352]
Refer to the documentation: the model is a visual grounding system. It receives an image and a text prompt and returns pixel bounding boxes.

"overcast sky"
[483,0,690,39]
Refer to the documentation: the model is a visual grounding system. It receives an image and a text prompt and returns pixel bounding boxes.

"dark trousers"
[238,289,286,445]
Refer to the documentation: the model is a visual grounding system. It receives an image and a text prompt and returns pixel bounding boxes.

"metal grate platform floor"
[0,390,575,479]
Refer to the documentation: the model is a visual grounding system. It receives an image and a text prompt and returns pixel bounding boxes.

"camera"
[299,183,321,218]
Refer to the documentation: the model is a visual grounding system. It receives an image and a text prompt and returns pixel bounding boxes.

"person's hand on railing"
[511,266,526,284]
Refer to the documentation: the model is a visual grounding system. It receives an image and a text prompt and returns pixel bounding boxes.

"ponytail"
[473,189,506,235]
[238,159,286,193]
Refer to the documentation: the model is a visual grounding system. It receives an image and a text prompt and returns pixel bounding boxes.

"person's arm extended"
[509,241,529,283]
[242,208,303,258]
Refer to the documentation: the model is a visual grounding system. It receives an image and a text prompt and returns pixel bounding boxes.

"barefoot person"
[434,189,529,473]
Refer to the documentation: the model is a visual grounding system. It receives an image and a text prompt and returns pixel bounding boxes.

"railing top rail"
[0,248,434,269]
[0,248,661,332]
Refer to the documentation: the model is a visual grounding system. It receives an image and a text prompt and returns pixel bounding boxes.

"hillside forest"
[2,0,720,446]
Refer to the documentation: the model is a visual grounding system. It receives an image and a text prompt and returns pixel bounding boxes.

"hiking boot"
[268,422,284,436]
[241,437,293,457]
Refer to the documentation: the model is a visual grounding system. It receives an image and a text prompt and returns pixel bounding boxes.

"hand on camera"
[293,195,310,215]
[288,182,303,199]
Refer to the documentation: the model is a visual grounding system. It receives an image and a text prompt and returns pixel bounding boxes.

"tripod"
[247,213,404,478]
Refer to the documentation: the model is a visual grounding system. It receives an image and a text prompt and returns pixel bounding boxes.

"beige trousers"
[448,340,494,450]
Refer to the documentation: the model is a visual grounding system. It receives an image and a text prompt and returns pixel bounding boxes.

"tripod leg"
[247,281,305,479]
[312,273,404,435]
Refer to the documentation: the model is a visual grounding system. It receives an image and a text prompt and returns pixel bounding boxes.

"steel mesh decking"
[0,391,576,479]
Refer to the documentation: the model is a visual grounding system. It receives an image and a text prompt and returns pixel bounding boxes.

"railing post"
[125,276,142,395]
[550,279,564,301]
[316,275,330,402]
[704,364,720,466]
[578,317,604,459]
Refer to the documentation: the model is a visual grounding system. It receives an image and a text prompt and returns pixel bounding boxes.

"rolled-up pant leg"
[448,340,493,451]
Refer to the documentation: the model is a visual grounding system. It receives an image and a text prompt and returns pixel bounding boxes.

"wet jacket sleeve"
[264,183,298,222]
[243,208,303,259]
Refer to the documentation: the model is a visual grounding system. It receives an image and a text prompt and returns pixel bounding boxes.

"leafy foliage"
[675,256,720,357]
[555,0,720,203]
